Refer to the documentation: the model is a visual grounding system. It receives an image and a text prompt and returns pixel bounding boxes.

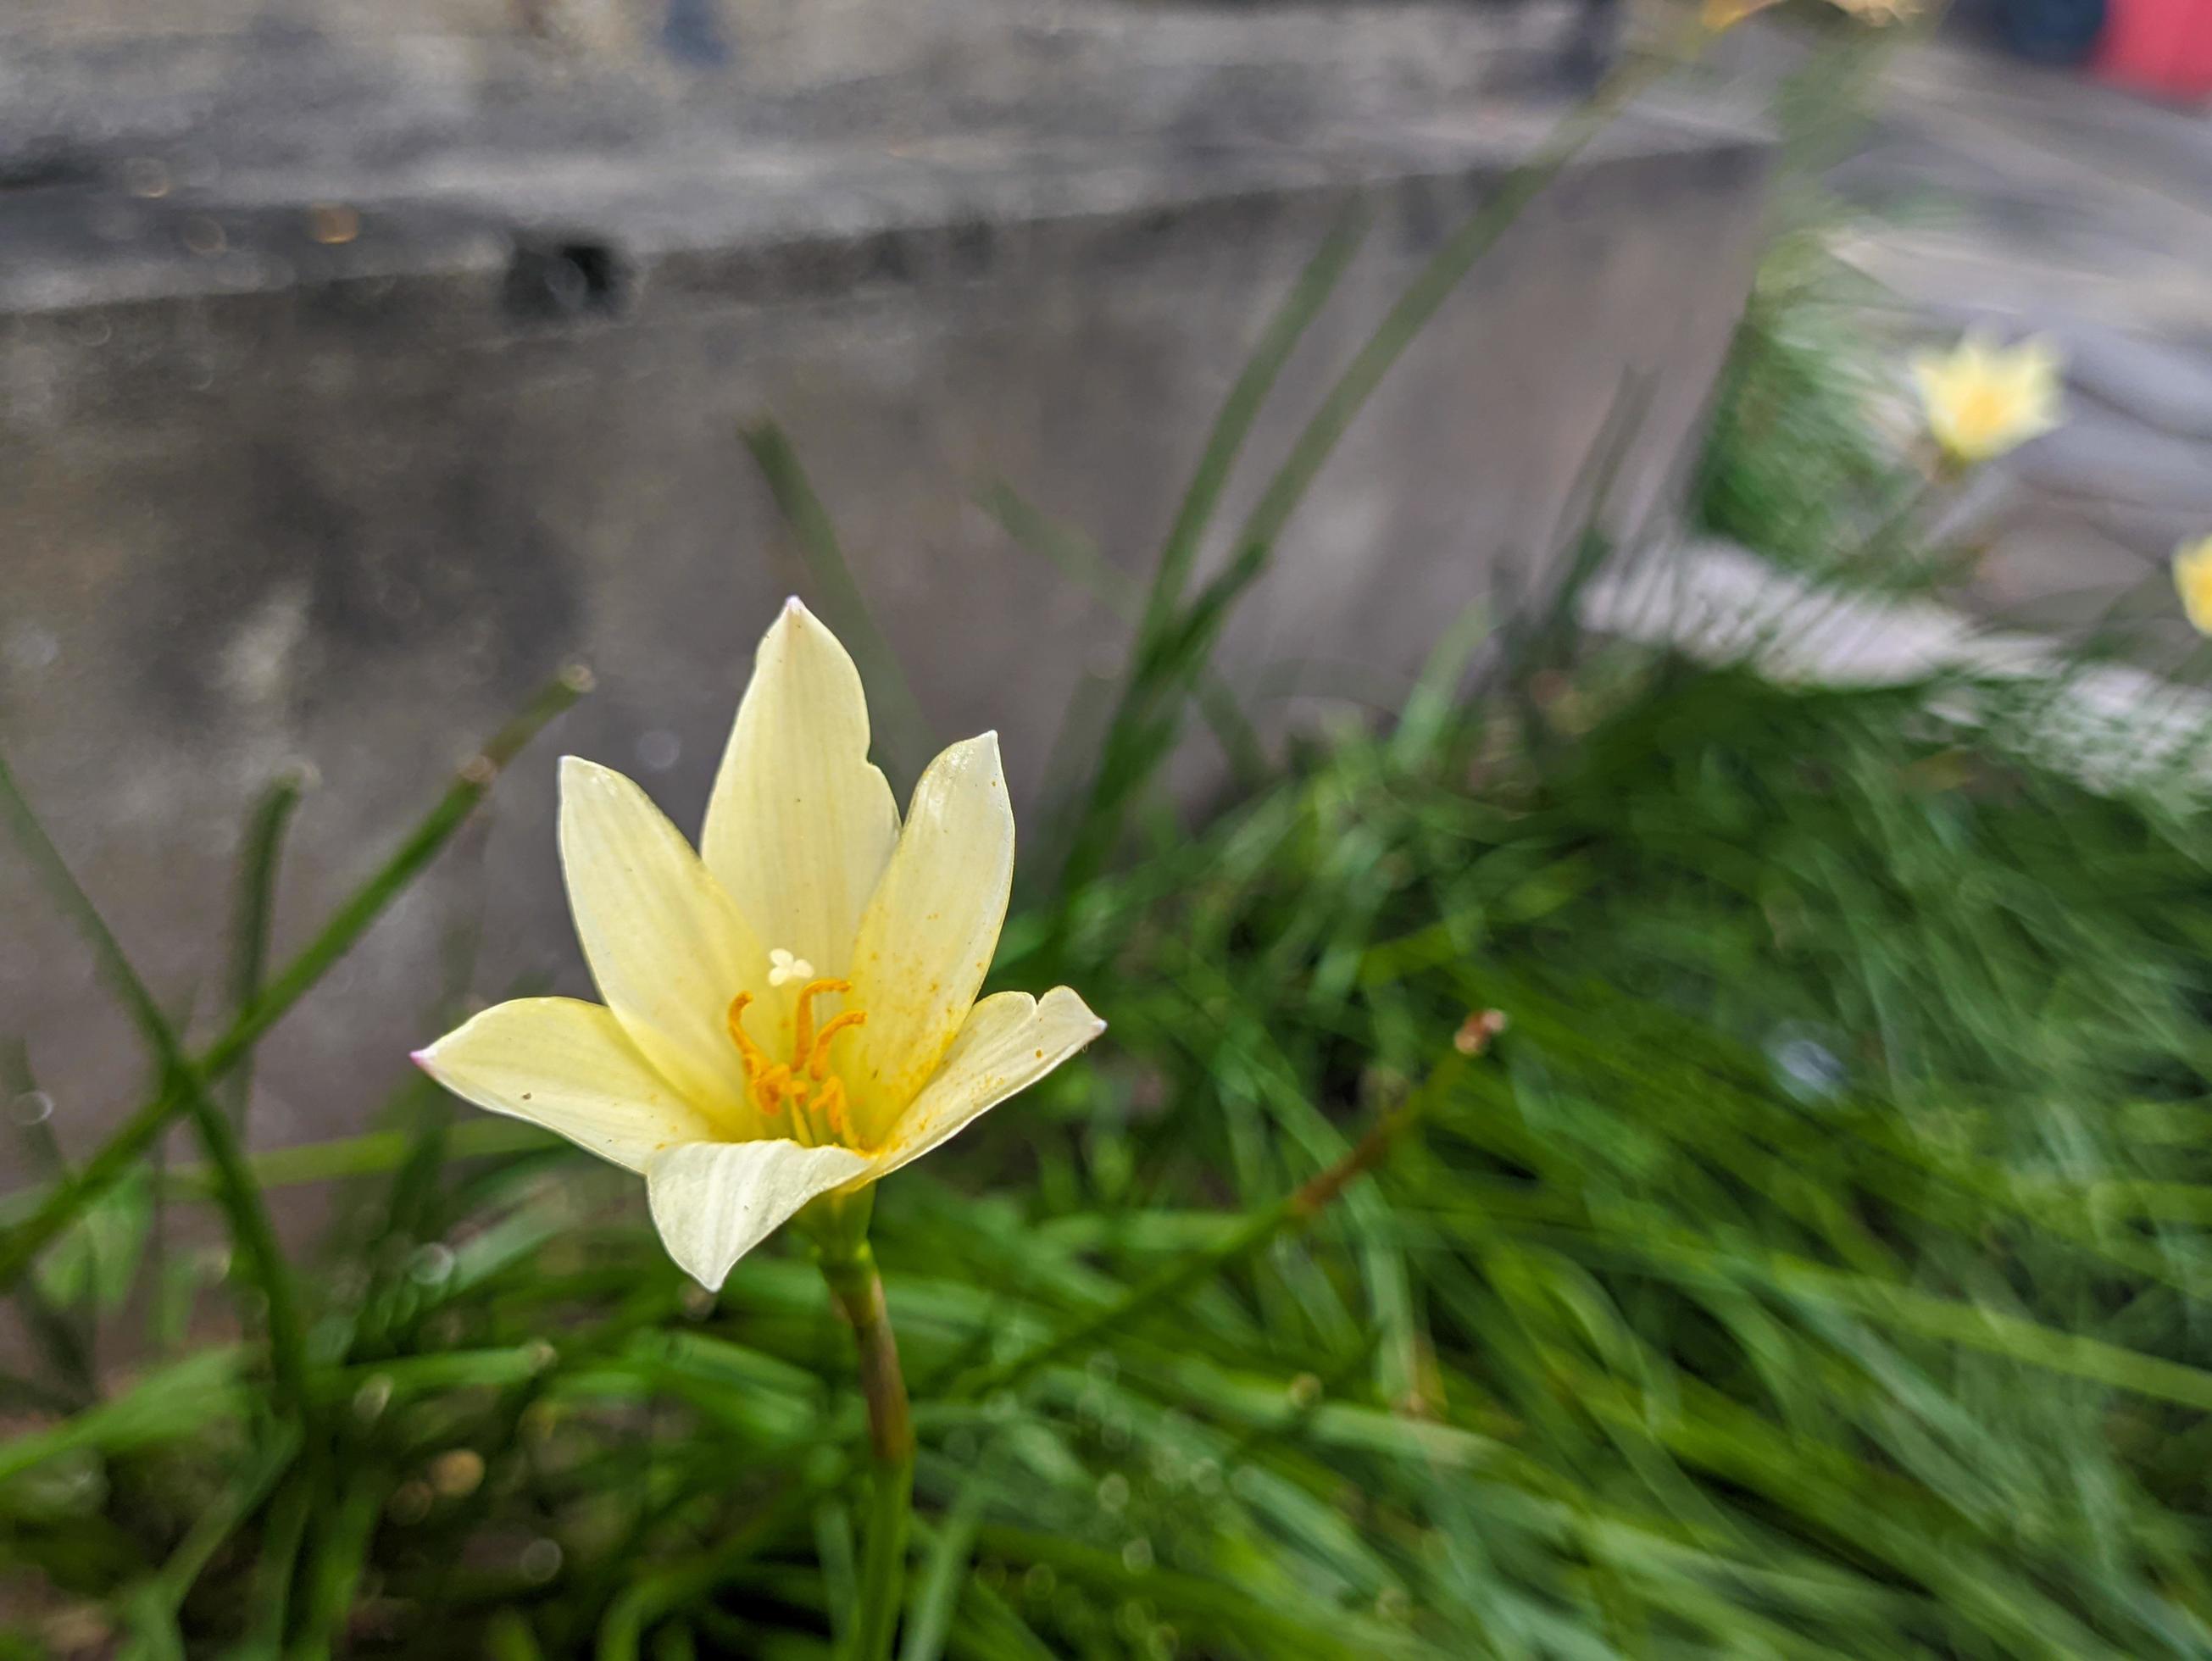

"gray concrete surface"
[1,0,1605,164]
[0,10,1770,1157]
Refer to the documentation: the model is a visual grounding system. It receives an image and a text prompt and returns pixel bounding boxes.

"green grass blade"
[0,667,587,1289]
[0,752,308,1418]
[223,769,308,1128]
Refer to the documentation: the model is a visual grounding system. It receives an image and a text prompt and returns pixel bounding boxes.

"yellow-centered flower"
[1910,331,2064,467]
[2176,536,2212,636]
[414,599,1104,1289]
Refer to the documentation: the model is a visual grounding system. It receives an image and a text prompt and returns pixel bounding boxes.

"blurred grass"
[1693,26,1916,583]
[8,639,2212,1658]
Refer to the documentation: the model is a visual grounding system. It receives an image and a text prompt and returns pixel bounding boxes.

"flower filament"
[727,976,868,1148]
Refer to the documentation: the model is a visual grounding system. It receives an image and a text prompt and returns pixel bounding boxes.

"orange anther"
[752,1060,794,1119]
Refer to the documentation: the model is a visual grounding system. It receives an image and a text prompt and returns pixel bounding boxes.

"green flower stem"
[820,1241,913,1661]
[0,665,589,1291]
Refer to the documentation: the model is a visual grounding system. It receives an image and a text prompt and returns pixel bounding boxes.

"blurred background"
[8,0,2212,1653]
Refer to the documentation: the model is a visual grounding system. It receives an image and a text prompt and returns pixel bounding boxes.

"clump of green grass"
[1697,270,1900,573]
[1694,28,1911,580]
[1009,652,2212,1658]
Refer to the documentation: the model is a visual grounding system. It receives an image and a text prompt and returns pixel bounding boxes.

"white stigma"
[766,947,814,988]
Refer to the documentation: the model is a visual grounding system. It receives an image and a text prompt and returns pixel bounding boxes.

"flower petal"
[561,756,762,1127]
[645,1139,870,1291]
[2178,536,2212,636]
[702,598,900,982]
[867,987,1104,1180]
[846,733,1015,1136]
[414,997,717,1172]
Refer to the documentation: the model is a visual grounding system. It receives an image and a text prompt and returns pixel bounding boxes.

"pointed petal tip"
[1042,985,1108,1045]
[557,753,612,809]
[762,594,834,652]
[1038,983,1102,1021]
[953,728,1005,775]
[772,595,821,636]
[646,1139,870,1291]
[559,753,632,795]
[408,1047,432,1069]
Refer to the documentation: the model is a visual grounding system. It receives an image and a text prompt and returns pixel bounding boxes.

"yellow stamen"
[725,994,774,1078]
[753,1061,796,1122]
[807,1010,867,1080]
[725,980,869,1147]
[791,977,852,1069]
[814,1075,851,1141]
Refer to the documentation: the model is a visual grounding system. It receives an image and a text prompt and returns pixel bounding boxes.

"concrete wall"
[0,26,1769,1153]
[2,0,1604,164]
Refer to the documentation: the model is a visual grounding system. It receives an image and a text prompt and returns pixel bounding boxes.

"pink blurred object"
[2092,0,2212,101]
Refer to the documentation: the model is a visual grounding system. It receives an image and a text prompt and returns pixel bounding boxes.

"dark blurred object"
[1994,0,2106,62]
[1560,0,1625,88]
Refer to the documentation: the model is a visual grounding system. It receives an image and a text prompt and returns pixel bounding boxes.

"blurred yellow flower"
[1703,0,1912,30]
[1910,331,2065,467]
[416,599,1103,1290]
[1701,0,1778,30]
[2175,536,2212,635]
